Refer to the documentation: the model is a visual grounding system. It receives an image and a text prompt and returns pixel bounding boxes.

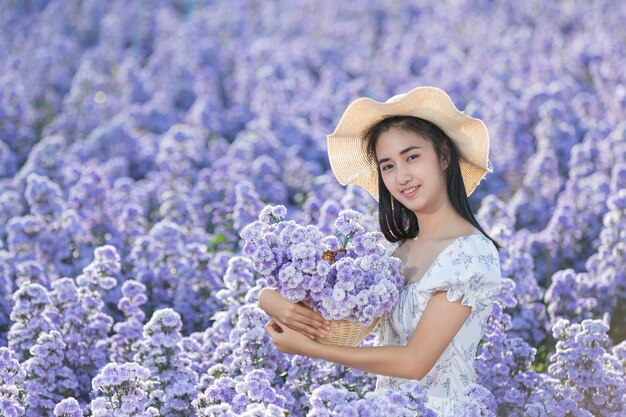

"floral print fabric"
[373,234,502,416]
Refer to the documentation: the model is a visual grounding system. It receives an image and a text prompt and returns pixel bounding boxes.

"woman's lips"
[401,185,420,197]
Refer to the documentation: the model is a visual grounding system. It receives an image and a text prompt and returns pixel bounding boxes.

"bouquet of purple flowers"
[241,205,405,331]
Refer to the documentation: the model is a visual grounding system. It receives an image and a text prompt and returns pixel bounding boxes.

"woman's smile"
[401,185,421,198]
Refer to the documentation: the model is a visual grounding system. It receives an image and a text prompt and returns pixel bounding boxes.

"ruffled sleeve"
[417,236,502,311]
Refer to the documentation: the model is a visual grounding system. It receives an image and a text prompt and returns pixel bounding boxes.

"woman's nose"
[396,165,412,184]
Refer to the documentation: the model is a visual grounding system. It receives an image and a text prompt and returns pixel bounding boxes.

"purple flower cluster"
[49,246,118,398]
[544,318,625,416]
[459,383,498,417]
[214,256,260,307]
[194,369,286,415]
[544,268,600,330]
[313,225,404,325]
[8,283,56,362]
[474,278,542,415]
[242,205,404,325]
[0,347,25,417]
[90,362,158,417]
[210,304,289,379]
[127,219,225,334]
[53,398,83,417]
[22,330,77,417]
[110,280,147,363]
[307,380,435,416]
[240,204,315,302]
[134,308,198,416]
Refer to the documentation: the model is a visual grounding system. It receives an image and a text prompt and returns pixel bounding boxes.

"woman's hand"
[258,287,331,340]
[264,317,319,356]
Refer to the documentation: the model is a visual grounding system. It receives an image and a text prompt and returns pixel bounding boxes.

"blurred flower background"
[0,0,625,416]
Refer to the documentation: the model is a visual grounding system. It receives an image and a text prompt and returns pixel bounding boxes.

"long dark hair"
[362,115,502,251]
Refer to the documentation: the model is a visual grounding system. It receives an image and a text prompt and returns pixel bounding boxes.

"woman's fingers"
[297,303,331,328]
[295,304,332,337]
[281,302,331,339]
[301,318,330,338]
[291,320,326,339]
[301,315,329,335]
[282,313,327,339]
[311,311,331,329]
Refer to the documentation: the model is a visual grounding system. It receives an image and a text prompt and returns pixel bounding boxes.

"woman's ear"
[440,145,451,170]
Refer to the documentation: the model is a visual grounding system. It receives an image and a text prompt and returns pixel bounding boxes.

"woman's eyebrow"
[377,146,422,165]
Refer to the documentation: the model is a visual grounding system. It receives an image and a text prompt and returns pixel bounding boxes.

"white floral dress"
[373,233,502,416]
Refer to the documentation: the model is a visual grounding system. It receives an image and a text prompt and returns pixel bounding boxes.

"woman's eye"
[407,154,420,161]
[382,164,392,171]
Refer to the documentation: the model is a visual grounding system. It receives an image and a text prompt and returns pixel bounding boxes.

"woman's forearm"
[258,287,281,318]
[309,343,420,380]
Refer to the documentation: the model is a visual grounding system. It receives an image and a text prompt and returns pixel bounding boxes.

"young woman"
[260,86,502,416]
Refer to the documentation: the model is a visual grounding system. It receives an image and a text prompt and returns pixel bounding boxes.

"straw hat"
[326,86,493,201]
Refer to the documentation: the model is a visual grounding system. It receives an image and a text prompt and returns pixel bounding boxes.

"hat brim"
[326,86,491,201]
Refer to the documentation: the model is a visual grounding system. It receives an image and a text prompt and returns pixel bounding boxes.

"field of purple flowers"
[1,0,625,416]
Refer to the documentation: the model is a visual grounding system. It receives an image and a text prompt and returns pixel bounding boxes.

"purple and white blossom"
[54,397,84,417]
[110,280,147,363]
[242,205,405,325]
[90,362,158,417]
[134,308,198,416]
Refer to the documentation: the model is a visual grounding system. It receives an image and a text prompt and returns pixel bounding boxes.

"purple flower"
[233,181,265,233]
[76,245,120,290]
[193,369,288,415]
[54,397,83,417]
[0,346,25,415]
[546,318,625,416]
[110,279,147,363]
[460,383,497,417]
[259,205,287,224]
[24,173,65,219]
[22,330,78,417]
[91,362,157,417]
[8,283,55,362]
[0,397,25,417]
[308,381,435,416]
[335,209,365,240]
[134,308,199,415]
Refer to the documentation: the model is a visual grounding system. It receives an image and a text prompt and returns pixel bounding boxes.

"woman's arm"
[308,290,472,380]
[309,343,417,379]
[258,287,286,319]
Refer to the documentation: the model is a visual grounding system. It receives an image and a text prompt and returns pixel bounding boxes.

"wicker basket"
[297,300,380,347]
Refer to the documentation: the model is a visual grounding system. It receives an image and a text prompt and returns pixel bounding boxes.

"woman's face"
[375,126,448,212]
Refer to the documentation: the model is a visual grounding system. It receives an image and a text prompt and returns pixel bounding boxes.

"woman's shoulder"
[420,234,502,311]
[454,234,500,270]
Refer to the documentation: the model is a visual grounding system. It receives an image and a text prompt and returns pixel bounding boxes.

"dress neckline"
[400,232,484,288]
